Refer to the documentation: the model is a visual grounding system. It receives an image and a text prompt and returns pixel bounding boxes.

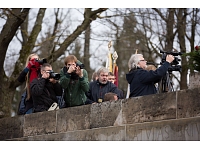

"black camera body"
[76,62,84,69]
[36,58,47,65]
[160,50,182,72]
[49,70,60,80]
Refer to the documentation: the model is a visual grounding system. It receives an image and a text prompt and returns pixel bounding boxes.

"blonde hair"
[25,53,39,100]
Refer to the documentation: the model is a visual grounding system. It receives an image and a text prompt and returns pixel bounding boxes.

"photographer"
[59,55,89,107]
[17,53,41,115]
[30,63,62,112]
[126,53,174,98]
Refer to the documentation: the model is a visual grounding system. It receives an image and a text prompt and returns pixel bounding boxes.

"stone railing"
[188,72,200,89]
[0,87,200,140]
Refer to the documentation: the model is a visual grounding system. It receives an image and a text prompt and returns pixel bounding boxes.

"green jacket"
[59,67,89,107]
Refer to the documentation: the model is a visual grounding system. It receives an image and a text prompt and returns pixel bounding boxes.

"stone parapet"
[8,117,200,141]
[1,87,200,140]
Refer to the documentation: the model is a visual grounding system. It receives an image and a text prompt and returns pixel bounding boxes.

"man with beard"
[59,55,89,107]
[86,67,120,103]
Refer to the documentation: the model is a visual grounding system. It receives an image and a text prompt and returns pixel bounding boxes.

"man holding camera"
[30,63,62,112]
[126,53,174,98]
[59,55,89,107]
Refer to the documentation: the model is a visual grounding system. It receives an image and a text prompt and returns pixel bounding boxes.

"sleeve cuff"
[24,67,29,73]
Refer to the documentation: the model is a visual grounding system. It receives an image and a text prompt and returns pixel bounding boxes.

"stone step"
[7,116,200,141]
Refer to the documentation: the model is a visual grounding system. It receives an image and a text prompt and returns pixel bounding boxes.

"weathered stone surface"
[10,126,125,141]
[126,117,200,141]
[122,92,176,124]
[188,72,200,89]
[90,100,122,128]
[9,117,200,141]
[2,87,200,141]
[177,88,200,118]
[23,111,57,137]
[56,104,91,133]
[0,116,24,140]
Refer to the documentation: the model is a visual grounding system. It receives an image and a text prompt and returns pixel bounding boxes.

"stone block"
[126,116,200,141]
[90,100,122,128]
[122,92,176,124]
[56,104,91,133]
[177,88,200,118]
[10,126,125,141]
[188,72,200,89]
[0,116,24,140]
[23,111,56,137]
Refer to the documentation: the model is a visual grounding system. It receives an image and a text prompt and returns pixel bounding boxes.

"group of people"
[17,52,174,115]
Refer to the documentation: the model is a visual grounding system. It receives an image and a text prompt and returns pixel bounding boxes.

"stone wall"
[1,87,200,141]
[188,72,200,89]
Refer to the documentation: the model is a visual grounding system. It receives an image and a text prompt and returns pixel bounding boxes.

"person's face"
[41,66,52,76]
[108,75,116,84]
[98,72,108,84]
[138,56,147,69]
[66,61,76,69]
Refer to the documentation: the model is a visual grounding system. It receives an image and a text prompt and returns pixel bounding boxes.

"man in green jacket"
[59,55,89,107]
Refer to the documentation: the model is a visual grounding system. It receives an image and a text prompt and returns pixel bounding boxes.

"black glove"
[63,66,68,75]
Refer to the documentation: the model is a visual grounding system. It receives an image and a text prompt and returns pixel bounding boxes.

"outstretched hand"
[166,55,175,63]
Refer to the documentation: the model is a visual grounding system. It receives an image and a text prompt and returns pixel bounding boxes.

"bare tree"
[0,8,107,118]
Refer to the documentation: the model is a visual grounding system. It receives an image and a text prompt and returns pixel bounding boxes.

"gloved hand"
[27,59,40,69]
[63,66,68,75]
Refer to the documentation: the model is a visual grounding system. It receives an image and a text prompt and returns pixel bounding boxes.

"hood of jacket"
[126,67,142,84]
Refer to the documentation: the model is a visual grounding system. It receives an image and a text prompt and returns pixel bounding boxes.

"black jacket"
[86,80,121,103]
[30,78,62,112]
[126,61,170,98]
[17,67,34,112]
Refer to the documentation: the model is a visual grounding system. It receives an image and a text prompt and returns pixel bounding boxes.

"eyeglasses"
[140,60,147,62]
[43,70,52,73]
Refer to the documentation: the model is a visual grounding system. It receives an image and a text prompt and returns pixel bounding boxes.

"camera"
[35,58,47,65]
[160,50,182,72]
[76,62,84,69]
[49,70,60,80]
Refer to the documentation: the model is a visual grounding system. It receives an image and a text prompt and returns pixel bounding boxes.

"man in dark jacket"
[126,54,174,98]
[30,63,62,112]
[86,67,120,103]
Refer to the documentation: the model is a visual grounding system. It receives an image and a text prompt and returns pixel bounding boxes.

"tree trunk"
[0,8,30,118]
[177,9,188,90]
[83,25,92,80]
[0,8,107,118]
